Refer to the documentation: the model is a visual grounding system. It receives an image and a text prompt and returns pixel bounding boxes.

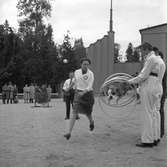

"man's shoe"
[65,117,70,120]
[64,133,71,140]
[154,139,160,146]
[136,143,154,148]
[89,121,94,131]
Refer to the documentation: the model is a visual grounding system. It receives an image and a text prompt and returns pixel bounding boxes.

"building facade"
[87,32,115,93]
[140,23,167,64]
[87,0,142,93]
[87,32,141,93]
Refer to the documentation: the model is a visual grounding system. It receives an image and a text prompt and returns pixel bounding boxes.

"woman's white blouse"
[74,69,94,91]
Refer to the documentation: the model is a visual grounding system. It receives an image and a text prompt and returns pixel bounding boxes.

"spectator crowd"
[1,82,52,105]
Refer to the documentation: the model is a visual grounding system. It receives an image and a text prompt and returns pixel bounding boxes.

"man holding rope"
[129,42,166,147]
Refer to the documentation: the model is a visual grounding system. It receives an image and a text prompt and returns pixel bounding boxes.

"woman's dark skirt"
[73,90,94,115]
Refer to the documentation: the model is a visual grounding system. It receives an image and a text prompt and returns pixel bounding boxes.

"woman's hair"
[80,58,91,65]
[138,42,153,51]
[152,46,159,52]
[159,51,164,59]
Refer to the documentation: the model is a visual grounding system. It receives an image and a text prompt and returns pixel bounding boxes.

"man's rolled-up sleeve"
[129,57,154,84]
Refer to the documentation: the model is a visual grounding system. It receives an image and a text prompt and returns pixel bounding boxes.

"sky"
[0,0,167,53]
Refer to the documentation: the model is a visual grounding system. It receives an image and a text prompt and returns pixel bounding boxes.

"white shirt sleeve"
[63,80,69,91]
[159,63,166,82]
[129,57,154,84]
[71,77,76,89]
[86,71,94,91]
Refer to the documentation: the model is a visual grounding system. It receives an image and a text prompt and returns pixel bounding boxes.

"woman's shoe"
[64,133,71,140]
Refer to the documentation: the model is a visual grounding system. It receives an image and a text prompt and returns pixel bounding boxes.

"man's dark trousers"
[65,89,74,119]
[160,71,166,138]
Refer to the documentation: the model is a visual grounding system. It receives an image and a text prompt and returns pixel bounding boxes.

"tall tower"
[87,0,115,93]
[109,0,113,32]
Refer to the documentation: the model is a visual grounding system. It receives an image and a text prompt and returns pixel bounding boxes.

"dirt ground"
[0,99,167,167]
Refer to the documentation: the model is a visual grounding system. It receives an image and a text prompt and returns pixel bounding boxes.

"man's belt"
[76,89,93,92]
[76,89,84,92]
[150,72,158,77]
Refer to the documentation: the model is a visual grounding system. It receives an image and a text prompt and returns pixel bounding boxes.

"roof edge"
[139,23,167,33]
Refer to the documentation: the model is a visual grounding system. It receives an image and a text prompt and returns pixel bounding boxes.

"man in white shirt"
[63,71,79,120]
[64,58,95,140]
[129,43,166,147]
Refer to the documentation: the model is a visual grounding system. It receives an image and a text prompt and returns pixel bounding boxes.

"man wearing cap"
[129,42,166,147]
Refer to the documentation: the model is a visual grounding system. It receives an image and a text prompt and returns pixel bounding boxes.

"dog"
[107,82,132,104]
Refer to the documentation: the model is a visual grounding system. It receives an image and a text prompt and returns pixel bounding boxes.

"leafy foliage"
[56,31,77,82]
[125,43,140,62]
[114,43,120,63]
[73,38,86,68]
[0,1,79,93]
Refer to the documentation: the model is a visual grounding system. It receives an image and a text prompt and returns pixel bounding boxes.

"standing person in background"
[2,83,8,104]
[29,83,35,103]
[8,82,14,104]
[64,58,95,140]
[13,84,18,103]
[27,85,30,103]
[34,84,39,106]
[23,85,26,103]
[6,83,10,104]
[2,83,7,104]
[63,71,79,120]
[41,84,48,104]
[158,51,166,138]
[47,84,52,102]
[23,84,29,103]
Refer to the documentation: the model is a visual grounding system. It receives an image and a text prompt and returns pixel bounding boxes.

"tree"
[133,47,140,62]
[73,38,86,68]
[114,43,120,63]
[0,20,24,90]
[57,31,77,82]
[0,20,15,68]
[17,0,52,53]
[126,42,134,62]
[125,42,140,62]
[17,0,58,85]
